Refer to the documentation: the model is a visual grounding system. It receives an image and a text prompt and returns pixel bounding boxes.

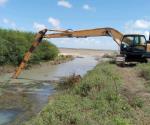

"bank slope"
[25,62,138,125]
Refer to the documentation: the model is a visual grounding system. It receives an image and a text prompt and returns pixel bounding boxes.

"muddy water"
[0,57,97,125]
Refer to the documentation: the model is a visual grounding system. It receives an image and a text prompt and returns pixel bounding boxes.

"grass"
[25,62,135,125]
[137,63,150,81]
[57,73,81,90]
[136,63,150,91]
[129,96,144,109]
[51,55,74,65]
[135,63,150,125]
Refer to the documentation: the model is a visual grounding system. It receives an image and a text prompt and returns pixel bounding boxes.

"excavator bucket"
[12,29,47,79]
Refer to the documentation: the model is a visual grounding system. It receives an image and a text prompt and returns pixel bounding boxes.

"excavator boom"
[12,27,123,79]
[44,28,123,45]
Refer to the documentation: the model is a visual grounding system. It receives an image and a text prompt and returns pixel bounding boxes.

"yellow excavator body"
[12,27,150,79]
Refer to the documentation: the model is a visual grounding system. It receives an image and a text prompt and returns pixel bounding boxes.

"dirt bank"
[0,65,16,76]
[118,66,150,125]
[0,55,73,77]
[0,48,114,76]
[59,48,116,57]
[25,62,150,125]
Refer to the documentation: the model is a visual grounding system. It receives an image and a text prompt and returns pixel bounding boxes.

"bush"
[30,41,59,64]
[0,28,59,65]
[57,73,81,90]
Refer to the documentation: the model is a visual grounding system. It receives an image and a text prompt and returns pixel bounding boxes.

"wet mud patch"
[0,81,55,125]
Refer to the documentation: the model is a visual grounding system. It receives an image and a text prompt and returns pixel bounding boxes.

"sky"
[0,0,150,50]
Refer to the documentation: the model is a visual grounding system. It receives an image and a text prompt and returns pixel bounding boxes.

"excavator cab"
[120,34,149,62]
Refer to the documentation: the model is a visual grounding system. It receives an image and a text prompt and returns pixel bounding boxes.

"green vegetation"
[137,63,150,80]
[57,73,81,90]
[136,63,150,90]
[51,55,74,65]
[0,28,59,65]
[26,63,135,125]
[129,96,144,109]
[135,63,150,124]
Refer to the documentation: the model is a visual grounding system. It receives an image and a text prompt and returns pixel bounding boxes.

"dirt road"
[59,48,115,57]
[118,66,150,125]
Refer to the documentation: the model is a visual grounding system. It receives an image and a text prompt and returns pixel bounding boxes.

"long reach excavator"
[12,27,150,79]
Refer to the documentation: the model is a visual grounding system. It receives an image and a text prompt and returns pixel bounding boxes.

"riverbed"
[0,57,97,125]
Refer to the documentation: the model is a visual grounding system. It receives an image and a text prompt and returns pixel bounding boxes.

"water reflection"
[0,109,19,125]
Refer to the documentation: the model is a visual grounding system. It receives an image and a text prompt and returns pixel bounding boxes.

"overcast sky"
[0,0,150,50]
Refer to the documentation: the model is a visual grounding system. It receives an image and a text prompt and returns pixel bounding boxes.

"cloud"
[2,18,27,31]
[134,20,150,29]
[125,19,150,39]
[83,4,92,10]
[33,22,46,31]
[57,0,72,8]
[125,19,150,30]
[144,31,149,39]
[0,0,7,6]
[48,17,60,29]
[2,18,16,29]
[83,4,96,11]
[3,18,9,24]
[50,37,118,50]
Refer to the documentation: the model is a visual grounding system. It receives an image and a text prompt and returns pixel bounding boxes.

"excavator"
[12,27,150,79]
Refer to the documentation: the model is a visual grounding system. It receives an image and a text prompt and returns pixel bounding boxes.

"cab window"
[140,36,146,45]
[122,35,146,46]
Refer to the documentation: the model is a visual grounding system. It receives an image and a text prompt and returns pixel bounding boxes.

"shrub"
[57,73,81,90]
[0,28,59,65]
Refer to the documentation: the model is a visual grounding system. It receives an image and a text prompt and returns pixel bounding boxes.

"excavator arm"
[12,27,123,79]
[44,28,123,45]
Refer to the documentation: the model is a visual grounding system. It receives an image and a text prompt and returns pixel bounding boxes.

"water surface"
[0,57,97,125]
